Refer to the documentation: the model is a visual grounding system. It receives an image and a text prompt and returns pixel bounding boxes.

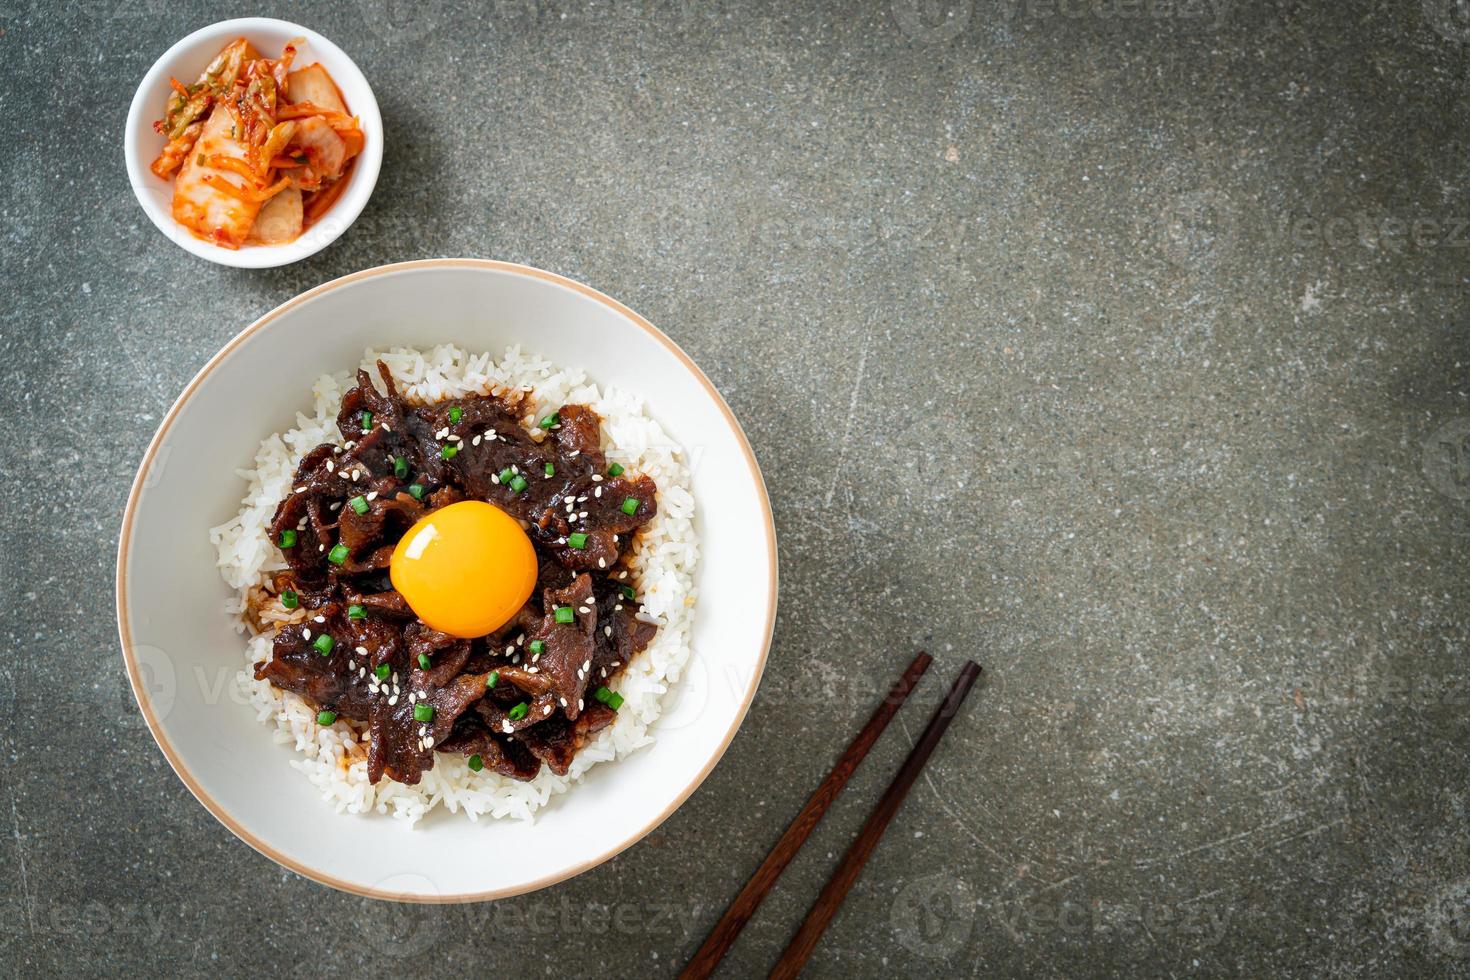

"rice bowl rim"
[115,258,778,902]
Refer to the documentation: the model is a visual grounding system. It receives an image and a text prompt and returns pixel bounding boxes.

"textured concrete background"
[3,0,1470,976]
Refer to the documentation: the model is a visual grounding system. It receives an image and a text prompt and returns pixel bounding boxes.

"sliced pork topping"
[253,361,660,786]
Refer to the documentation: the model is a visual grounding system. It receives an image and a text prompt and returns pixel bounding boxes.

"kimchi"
[150,37,365,249]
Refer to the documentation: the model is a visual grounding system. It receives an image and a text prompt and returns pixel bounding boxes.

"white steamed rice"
[208,344,698,824]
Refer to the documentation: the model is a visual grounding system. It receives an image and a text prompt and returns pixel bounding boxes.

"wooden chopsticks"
[679,651,933,980]
[680,655,983,979]
[769,660,982,978]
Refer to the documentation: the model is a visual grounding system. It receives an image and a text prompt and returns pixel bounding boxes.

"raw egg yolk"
[389,500,537,639]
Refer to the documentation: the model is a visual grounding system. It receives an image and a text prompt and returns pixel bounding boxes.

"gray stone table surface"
[3,0,1469,976]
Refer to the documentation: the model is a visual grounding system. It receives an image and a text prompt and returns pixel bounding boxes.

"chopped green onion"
[280,590,299,609]
[508,702,529,721]
[486,670,500,689]
[498,467,514,485]
[278,529,297,548]
[441,444,459,460]
[313,634,334,656]
[413,702,435,722]
[607,462,625,477]
[348,604,366,620]
[468,754,484,772]
[567,532,589,549]
[316,710,337,725]
[620,584,637,601]
[408,483,425,500]
[554,606,575,624]
[538,413,559,429]
[394,456,408,479]
[621,497,639,516]
[418,653,431,670]
[544,462,555,477]
[328,543,350,565]
[374,663,390,680]
[360,410,372,431]
[528,640,545,655]
[449,406,463,424]
[593,686,624,710]
[509,474,528,493]
[348,495,369,514]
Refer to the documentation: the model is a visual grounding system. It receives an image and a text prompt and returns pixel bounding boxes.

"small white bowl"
[116,260,778,901]
[123,18,383,268]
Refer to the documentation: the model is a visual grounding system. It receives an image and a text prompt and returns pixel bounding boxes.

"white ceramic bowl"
[116,260,777,900]
[123,18,383,268]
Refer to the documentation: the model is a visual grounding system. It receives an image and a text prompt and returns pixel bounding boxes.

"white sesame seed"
[502,720,513,733]
[314,615,325,623]
[579,606,591,615]
[543,705,552,715]
[598,558,606,568]
[330,501,342,511]
[577,495,587,503]
[592,475,603,482]
[516,633,525,645]
[352,469,361,481]
[579,511,589,519]
[326,460,335,473]
[527,666,539,674]
[366,491,378,501]
[604,626,612,637]
[505,645,514,656]
[303,629,311,640]
[559,697,568,707]
[436,427,449,440]
[423,736,434,749]
[318,544,325,552]
[295,487,305,494]
[582,660,591,671]
[472,435,482,446]
[381,423,391,432]
[578,699,584,711]
[491,474,501,485]
[388,695,398,706]
[595,487,603,498]
[356,646,368,655]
